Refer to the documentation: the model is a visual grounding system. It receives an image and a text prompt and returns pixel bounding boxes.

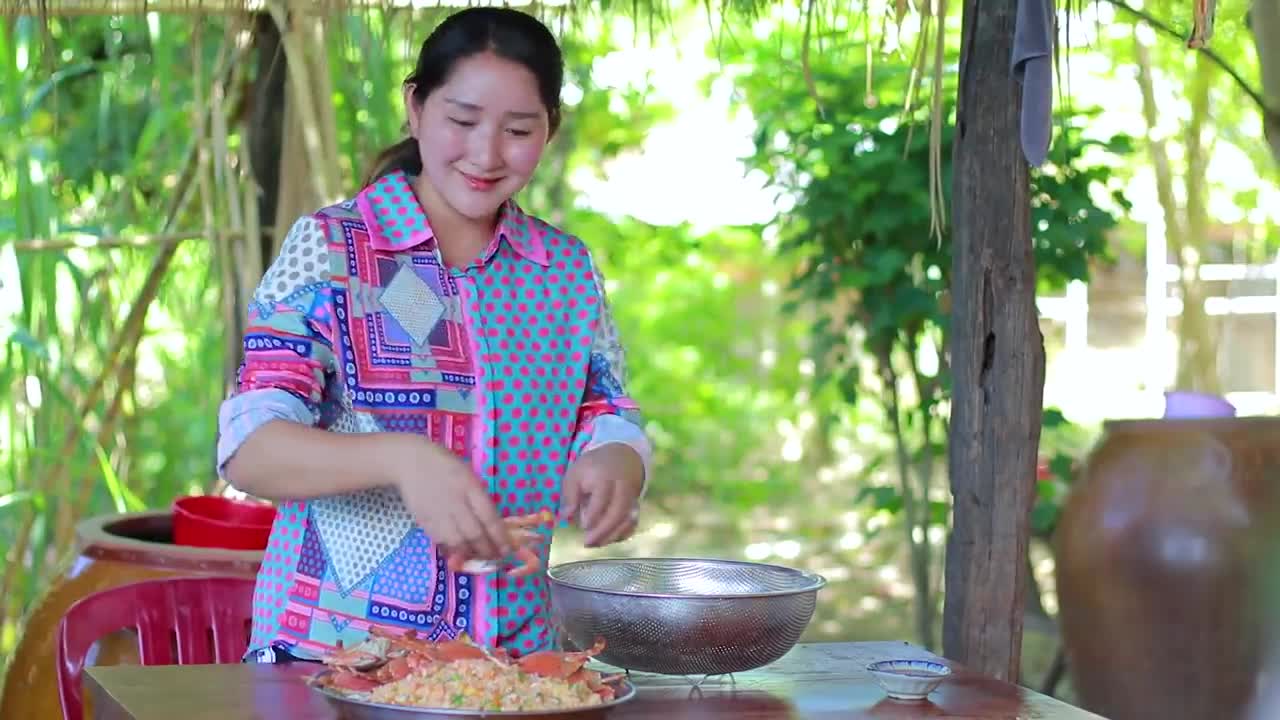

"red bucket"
[172,495,277,551]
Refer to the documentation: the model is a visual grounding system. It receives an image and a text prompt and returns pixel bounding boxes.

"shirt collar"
[355,169,549,267]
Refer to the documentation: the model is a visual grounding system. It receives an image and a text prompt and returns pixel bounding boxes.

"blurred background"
[2,0,1278,712]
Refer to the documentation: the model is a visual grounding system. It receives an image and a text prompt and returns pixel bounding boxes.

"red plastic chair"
[55,575,256,720]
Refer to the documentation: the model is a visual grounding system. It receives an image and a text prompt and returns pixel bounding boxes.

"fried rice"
[365,657,605,712]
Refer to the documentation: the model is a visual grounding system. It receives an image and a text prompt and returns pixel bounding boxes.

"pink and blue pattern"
[219,170,648,661]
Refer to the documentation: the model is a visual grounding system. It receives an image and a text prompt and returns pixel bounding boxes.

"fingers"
[586,491,637,548]
[611,509,639,544]
[580,477,614,547]
[435,514,470,568]
[465,487,514,558]
[423,522,480,572]
[442,542,499,575]
[444,548,467,573]
[400,445,515,568]
[448,516,489,563]
[559,465,582,526]
[435,496,502,564]
[592,506,639,548]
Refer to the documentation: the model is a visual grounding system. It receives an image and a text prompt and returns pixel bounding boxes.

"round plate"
[307,671,637,719]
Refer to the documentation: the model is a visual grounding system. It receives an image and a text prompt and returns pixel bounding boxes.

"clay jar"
[0,510,262,720]
[1054,417,1280,720]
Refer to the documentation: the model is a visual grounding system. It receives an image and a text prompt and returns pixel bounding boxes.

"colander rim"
[546,556,827,599]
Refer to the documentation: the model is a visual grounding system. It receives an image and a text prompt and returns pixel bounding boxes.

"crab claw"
[516,637,606,678]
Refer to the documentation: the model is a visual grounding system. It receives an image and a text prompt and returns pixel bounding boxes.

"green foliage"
[521,33,675,216]
[720,19,1132,645]
[732,46,1132,400]
[0,12,708,676]
[562,213,815,511]
[1031,406,1093,537]
[2,9,862,679]
[1031,118,1135,291]
[4,0,1245,679]
[20,16,220,229]
[2,18,232,655]
[735,48,1132,408]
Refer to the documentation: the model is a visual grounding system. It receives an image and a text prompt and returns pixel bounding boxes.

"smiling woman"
[215,6,654,669]
[402,46,556,266]
[364,7,562,214]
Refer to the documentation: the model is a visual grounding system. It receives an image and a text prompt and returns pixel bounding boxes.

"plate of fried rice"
[309,666,636,718]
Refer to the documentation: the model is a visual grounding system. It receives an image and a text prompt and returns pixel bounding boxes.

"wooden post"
[248,10,287,272]
[942,0,1043,682]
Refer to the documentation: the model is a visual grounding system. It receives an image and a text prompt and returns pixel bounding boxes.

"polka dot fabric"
[358,172,432,248]
[460,230,600,654]
[237,171,611,661]
[250,501,308,646]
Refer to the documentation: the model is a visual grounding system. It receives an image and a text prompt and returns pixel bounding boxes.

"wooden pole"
[248,10,288,272]
[942,0,1043,682]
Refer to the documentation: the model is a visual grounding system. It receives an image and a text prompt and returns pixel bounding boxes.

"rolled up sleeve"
[216,389,315,475]
[216,215,337,479]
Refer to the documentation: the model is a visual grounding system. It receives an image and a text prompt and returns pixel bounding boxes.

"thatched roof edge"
[1,0,561,17]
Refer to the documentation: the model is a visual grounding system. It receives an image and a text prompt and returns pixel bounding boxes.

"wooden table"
[84,641,1103,719]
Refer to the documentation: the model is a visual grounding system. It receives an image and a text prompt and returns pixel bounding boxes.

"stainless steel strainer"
[547,557,826,677]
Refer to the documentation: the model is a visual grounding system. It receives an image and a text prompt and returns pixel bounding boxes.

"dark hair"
[364,7,565,185]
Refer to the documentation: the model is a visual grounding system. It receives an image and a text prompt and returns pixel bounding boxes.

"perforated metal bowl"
[547,557,826,677]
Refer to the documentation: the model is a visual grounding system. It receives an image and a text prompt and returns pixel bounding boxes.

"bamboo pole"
[49,156,199,549]
[7,230,256,253]
[265,3,345,258]
[40,36,250,551]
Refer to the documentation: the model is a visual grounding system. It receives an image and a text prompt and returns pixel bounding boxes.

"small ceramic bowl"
[866,659,952,701]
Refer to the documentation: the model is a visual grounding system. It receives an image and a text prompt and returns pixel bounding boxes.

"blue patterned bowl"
[866,659,952,701]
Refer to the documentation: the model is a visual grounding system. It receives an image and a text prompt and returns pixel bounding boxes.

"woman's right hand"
[383,434,513,567]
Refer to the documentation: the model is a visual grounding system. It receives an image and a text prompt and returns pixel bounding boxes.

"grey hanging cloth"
[1011,0,1055,166]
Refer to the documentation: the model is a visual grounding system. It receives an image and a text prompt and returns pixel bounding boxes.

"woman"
[217,7,651,663]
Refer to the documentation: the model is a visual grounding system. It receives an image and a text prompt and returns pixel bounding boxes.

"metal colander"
[547,557,826,677]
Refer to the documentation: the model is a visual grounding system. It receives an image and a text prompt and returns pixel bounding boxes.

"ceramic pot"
[0,510,262,720]
[1054,417,1280,720]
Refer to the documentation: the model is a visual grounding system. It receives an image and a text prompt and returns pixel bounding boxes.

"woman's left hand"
[560,444,645,548]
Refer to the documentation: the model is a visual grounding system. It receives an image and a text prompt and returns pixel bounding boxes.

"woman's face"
[405,51,551,222]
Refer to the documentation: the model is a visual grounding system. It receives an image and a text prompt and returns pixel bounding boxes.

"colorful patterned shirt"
[215,170,650,660]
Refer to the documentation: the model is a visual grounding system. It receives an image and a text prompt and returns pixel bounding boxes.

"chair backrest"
[55,575,256,720]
